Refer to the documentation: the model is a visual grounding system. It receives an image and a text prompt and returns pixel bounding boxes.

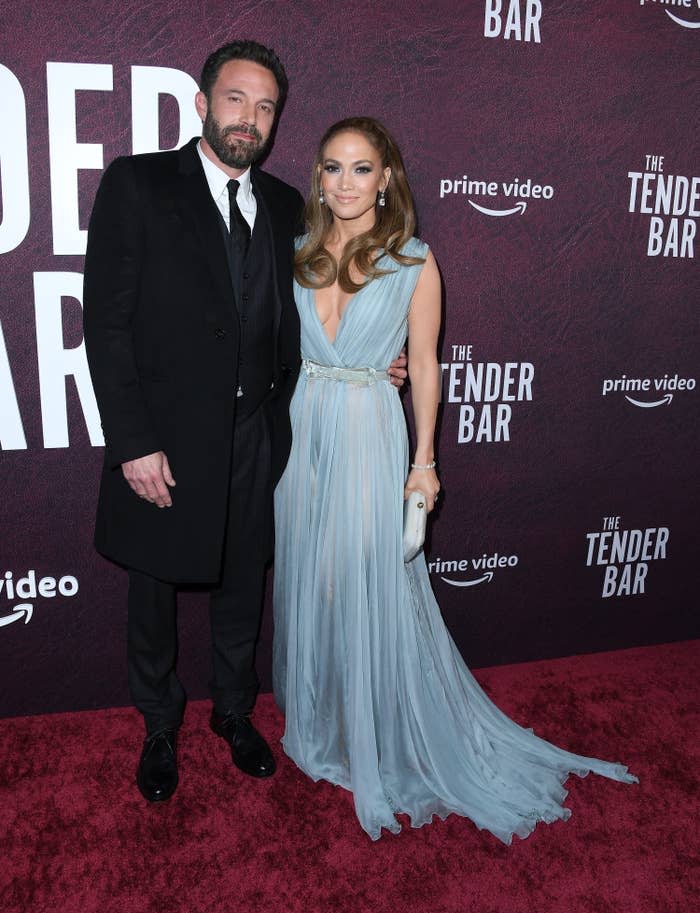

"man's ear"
[195,91,208,123]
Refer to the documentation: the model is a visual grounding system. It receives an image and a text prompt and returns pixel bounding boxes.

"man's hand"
[122,451,176,508]
[388,347,408,388]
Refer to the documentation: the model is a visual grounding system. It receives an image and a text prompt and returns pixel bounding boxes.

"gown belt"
[302,358,390,386]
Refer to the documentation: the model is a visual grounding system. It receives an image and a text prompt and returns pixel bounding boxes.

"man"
[84,40,404,803]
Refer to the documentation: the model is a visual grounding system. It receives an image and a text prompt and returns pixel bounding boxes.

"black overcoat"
[83,137,303,583]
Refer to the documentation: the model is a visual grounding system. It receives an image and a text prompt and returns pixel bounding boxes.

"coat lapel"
[176,139,237,313]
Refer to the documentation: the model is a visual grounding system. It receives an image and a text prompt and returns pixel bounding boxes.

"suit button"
[243,273,249,280]
[214,328,226,339]
[240,314,248,322]
[242,293,249,302]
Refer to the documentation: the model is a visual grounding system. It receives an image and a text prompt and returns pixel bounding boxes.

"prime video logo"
[639,0,700,30]
[439,174,554,218]
[601,372,696,407]
[0,570,79,628]
[428,553,519,587]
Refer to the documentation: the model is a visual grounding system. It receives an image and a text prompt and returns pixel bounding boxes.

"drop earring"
[378,189,386,207]
[319,188,325,205]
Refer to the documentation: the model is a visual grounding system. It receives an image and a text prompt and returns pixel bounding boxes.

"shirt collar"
[196,140,253,203]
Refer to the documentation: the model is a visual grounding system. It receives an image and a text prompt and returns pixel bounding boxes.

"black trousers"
[126,404,272,735]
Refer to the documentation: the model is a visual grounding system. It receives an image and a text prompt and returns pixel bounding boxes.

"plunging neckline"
[312,282,368,348]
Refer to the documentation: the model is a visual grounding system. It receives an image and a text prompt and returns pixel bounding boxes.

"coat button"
[240,314,248,323]
[214,328,226,339]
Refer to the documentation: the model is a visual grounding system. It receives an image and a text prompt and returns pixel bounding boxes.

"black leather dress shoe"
[210,711,276,778]
[136,729,178,802]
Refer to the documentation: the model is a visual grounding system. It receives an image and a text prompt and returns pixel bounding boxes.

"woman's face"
[319,130,391,228]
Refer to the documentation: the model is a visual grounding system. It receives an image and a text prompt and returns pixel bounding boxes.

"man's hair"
[200,40,288,109]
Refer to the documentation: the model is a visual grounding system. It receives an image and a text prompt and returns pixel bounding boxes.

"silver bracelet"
[411,461,436,470]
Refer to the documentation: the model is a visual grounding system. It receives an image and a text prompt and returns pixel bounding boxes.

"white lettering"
[0,321,27,449]
[38,577,57,598]
[58,575,79,596]
[131,66,200,155]
[47,62,113,255]
[0,65,31,253]
[33,271,104,448]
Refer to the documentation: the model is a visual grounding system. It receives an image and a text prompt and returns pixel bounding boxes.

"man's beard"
[203,111,268,169]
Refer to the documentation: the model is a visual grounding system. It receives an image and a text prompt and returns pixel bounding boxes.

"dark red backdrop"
[1,0,698,717]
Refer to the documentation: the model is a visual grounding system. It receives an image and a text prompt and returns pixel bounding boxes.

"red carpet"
[1,640,698,913]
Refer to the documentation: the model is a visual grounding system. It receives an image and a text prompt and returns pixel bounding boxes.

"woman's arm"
[405,250,442,511]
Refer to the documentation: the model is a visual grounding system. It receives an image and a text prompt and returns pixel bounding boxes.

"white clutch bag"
[403,490,427,563]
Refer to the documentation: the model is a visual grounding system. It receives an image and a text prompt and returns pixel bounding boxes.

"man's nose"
[240,100,256,125]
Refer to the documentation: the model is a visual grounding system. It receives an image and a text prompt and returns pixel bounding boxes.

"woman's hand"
[404,467,440,512]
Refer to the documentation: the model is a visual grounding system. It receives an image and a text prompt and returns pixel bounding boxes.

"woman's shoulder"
[399,236,430,260]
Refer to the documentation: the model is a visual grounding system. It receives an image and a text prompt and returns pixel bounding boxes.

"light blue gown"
[273,237,637,843]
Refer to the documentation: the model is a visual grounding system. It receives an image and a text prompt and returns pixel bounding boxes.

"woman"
[273,117,637,842]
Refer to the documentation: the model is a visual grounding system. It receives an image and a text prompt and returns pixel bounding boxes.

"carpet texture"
[1,640,698,913]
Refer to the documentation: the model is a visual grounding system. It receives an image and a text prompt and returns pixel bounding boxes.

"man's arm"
[83,157,161,468]
[83,158,175,507]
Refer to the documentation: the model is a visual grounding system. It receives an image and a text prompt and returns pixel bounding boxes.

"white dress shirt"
[196,140,257,232]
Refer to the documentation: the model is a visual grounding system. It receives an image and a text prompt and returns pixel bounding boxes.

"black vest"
[218,193,276,419]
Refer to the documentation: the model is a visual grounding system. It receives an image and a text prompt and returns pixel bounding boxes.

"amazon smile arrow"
[468,200,527,217]
[625,393,673,408]
[441,572,494,588]
[666,10,700,28]
[0,604,33,627]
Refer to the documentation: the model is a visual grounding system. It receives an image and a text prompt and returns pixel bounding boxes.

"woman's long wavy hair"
[295,117,425,293]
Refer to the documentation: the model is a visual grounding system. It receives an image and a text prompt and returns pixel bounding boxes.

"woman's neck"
[327,213,376,250]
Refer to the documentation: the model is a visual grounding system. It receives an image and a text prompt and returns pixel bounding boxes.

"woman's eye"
[355,166,372,174]
[323,164,339,173]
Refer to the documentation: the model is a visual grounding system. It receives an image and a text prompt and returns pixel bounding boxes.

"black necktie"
[227,179,251,256]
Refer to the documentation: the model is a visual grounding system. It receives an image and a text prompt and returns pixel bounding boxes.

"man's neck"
[199,138,248,180]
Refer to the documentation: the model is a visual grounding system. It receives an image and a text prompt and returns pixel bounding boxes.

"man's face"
[196,59,279,170]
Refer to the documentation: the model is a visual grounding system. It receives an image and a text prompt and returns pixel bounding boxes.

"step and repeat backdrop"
[1,1,698,717]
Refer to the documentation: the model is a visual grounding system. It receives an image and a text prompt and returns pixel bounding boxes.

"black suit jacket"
[83,137,304,583]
